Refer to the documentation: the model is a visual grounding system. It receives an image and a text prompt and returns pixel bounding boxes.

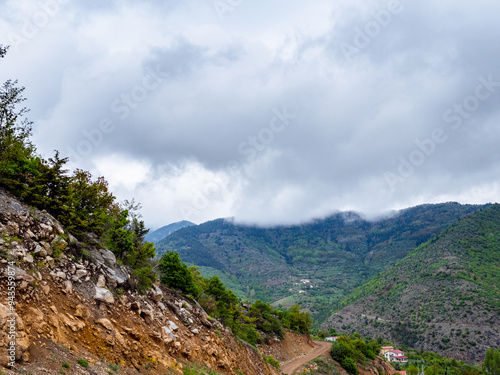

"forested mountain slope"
[157,203,485,325]
[324,204,500,363]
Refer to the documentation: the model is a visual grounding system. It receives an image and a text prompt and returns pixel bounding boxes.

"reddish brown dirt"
[280,341,331,375]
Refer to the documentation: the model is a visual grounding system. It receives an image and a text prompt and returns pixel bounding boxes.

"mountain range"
[156,203,486,325]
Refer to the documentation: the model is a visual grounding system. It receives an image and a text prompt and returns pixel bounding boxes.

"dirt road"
[280,341,331,375]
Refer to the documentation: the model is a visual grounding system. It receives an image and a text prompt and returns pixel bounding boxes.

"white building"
[384,350,408,363]
[325,336,340,342]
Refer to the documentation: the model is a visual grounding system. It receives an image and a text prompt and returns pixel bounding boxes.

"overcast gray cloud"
[1,0,500,228]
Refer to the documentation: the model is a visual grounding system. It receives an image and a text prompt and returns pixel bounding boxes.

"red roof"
[382,346,394,349]
[397,371,407,375]
[392,350,405,354]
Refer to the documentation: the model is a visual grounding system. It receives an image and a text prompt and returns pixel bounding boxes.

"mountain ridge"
[145,220,196,244]
[323,204,500,363]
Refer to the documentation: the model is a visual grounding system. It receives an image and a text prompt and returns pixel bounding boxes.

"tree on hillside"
[483,348,500,375]
[0,44,36,193]
[158,251,199,297]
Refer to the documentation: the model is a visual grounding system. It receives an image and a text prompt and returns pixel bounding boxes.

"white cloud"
[1,0,500,228]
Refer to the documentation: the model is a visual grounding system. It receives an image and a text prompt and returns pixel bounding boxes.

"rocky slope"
[323,205,500,364]
[0,188,280,374]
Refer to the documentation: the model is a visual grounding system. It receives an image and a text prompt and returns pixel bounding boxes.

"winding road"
[280,341,332,375]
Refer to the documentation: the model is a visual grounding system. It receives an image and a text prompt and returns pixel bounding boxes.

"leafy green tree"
[483,348,500,375]
[70,169,117,236]
[158,251,199,297]
[107,210,134,259]
[127,241,156,269]
[0,45,36,194]
[330,338,356,363]
[280,304,312,334]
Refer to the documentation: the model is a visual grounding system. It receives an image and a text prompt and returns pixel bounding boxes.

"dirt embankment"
[280,341,331,374]
[260,330,315,364]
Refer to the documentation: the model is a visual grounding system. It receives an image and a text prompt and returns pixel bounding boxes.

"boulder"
[0,265,34,283]
[62,280,72,294]
[96,318,114,331]
[40,241,53,256]
[162,326,177,342]
[23,253,34,263]
[168,320,179,331]
[75,269,88,280]
[94,287,115,304]
[96,274,106,288]
[74,305,90,319]
[150,285,163,302]
[63,314,85,332]
[141,309,155,324]
[102,264,128,286]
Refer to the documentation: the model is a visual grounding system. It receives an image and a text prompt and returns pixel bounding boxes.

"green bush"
[341,357,358,375]
[131,266,157,294]
[264,355,280,369]
[77,359,88,368]
[330,339,356,363]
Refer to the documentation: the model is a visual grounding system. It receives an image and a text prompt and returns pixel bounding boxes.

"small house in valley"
[325,336,340,342]
[383,349,408,363]
[380,346,394,355]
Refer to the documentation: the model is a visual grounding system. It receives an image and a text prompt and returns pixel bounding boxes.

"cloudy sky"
[1,0,500,228]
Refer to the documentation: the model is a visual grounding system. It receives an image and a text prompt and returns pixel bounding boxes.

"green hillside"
[156,203,485,325]
[324,204,500,363]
